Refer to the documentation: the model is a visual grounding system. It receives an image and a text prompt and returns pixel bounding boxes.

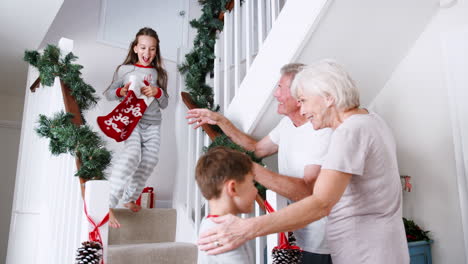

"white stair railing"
[7,38,82,264]
[179,1,289,263]
[7,38,111,264]
[216,0,286,108]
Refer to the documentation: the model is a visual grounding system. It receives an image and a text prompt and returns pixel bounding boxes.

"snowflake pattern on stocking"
[97,89,148,142]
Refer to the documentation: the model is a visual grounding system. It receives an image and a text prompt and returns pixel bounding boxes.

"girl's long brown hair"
[113,27,168,96]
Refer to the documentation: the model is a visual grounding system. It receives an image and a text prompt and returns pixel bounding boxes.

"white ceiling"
[0,0,63,97]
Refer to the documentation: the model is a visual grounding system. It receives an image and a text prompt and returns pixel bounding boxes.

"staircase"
[108,209,197,264]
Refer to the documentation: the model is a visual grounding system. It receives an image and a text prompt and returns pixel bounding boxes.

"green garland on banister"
[178,0,232,111]
[179,0,267,198]
[24,45,98,113]
[24,45,111,180]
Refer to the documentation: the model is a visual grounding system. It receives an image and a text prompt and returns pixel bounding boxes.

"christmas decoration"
[400,175,412,192]
[25,45,111,181]
[179,1,267,198]
[136,187,155,208]
[36,112,111,180]
[403,217,431,242]
[264,200,302,263]
[97,75,154,142]
[75,240,103,264]
[81,201,109,264]
[178,0,244,110]
[24,45,98,113]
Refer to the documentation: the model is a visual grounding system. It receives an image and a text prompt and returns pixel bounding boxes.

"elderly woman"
[198,60,409,263]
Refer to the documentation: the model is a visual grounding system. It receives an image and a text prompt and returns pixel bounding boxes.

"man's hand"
[120,82,131,97]
[186,108,223,129]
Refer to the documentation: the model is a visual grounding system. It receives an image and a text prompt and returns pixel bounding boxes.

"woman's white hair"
[291,59,360,111]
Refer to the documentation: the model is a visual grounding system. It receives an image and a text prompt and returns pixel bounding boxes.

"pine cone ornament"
[272,247,302,264]
[288,231,297,246]
[75,241,102,264]
[272,232,303,264]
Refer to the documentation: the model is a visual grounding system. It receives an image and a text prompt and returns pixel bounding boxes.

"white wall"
[0,92,23,262]
[40,0,184,205]
[0,0,63,98]
[370,2,468,263]
[0,124,20,263]
[0,96,24,121]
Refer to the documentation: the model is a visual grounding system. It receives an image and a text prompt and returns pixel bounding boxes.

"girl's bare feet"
[123,201,141,212]
[109,209,121,228]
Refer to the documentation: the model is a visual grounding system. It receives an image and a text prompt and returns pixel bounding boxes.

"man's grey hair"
[280,63,306,78]
[291,59,360,111]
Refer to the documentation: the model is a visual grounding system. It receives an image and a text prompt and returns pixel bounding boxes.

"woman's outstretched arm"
[198,169,352,255]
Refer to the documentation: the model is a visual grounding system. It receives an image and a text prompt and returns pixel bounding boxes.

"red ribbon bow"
[84,201,109,264]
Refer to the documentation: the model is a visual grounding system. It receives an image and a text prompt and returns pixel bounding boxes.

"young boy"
[195,146,258,264]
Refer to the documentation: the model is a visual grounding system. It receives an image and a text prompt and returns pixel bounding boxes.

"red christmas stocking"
[97,75,154,142]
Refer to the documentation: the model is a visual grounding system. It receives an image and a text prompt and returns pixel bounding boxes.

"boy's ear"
[225,180,238,197]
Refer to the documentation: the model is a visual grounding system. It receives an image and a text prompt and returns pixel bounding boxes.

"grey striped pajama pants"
[109,122,161,208]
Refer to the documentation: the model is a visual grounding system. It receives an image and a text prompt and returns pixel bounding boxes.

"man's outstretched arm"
[187,108,278,158]
[253,163,321,201]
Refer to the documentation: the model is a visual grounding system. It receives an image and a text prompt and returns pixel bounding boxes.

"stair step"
[109,208,177,245]
[108,242,197,264]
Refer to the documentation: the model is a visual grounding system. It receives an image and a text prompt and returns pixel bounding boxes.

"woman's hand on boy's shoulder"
[198,214,252,255]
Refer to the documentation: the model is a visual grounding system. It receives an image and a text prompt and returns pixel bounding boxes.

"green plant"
[403,217,431,242]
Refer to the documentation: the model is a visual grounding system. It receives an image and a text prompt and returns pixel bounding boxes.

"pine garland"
[24,45,98,113]
[181,0,266,197]
[24,46,111,181]
[36,112,111,180]
[178,0,232,110]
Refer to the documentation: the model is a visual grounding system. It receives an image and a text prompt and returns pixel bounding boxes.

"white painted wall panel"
[370,3,468,262]
[98,0,186,62]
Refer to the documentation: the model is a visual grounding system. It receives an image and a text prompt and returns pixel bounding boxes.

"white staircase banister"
[80,180,110,263]
[226,0,331,134]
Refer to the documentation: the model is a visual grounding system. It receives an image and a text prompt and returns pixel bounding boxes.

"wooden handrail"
[30,77,41,92]
[218,0,235,21]
[181,92,221,140]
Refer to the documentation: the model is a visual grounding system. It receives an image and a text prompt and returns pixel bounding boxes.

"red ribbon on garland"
[264,200,302,251]
[83,201,110,264]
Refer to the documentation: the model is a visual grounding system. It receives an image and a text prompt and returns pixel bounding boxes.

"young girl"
[104,27,168,228]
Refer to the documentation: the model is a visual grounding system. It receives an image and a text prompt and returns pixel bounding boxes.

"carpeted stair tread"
[108,242,197,264]
[109,208,177,245]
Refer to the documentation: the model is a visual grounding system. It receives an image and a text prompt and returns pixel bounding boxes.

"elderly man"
[187,63,333,263]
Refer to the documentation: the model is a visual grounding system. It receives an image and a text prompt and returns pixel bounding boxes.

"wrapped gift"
[136,187,155,208]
